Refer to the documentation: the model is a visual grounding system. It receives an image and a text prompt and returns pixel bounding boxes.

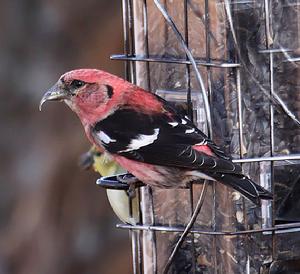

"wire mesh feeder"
[100,1,300,273]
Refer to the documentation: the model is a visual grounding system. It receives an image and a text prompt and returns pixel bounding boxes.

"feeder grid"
[110,1,300,273]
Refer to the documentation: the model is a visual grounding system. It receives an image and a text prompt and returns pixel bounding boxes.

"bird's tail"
[210,173,273,206]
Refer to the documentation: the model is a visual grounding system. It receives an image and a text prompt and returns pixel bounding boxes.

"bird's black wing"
[91,106,241,174]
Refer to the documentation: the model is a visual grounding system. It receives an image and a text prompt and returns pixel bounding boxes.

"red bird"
[40,69,272,205]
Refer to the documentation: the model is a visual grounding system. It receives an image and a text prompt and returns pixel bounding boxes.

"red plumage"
[192,144,214,156]
[40,69,272,205]
[62,69,164,125]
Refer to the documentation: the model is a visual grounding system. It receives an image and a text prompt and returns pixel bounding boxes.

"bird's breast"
[113,155,187,188]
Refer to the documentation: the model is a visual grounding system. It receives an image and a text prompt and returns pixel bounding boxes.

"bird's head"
[40,68,166,126]
[40,69,127,124]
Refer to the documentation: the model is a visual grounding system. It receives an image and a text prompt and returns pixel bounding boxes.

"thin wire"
[184,2,196,273]
[162,181,208,274]
[136,230,143,274]
[204,1,217,273]
[122,1,140,272]
[235,22,250,274]
[149,188,158,274]
[233,154,300,163]
[117,221,300,236]
[143,0,151,91]
[128,0,136,84]
[184,0,193,122]
[141,1,157,272]
[131,230,138,274]
[111,54,240,67]
[122,0,130,79]
[263,0,276,260]
[188,184,196,274]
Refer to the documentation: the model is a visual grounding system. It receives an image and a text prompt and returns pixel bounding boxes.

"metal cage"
[108,1,300,273]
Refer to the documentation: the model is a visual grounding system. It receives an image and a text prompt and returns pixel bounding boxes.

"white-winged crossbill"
[40,69,272,205]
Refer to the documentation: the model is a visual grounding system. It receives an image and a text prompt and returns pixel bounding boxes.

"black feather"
[92,108,239,174]
[91,101,271,204]
[208,173,272,206]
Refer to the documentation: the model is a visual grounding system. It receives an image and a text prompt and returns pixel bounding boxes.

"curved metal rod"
[154,0,212,136]
[117,221,300,236]
[162,181,208,274]
[153,1,211,273]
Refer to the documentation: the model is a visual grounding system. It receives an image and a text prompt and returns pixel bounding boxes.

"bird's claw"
[117,173,139,184]
[127,183,137,199]
[116,174,139,198]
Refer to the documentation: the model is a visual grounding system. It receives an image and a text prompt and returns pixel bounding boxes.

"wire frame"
[111,0,300,273]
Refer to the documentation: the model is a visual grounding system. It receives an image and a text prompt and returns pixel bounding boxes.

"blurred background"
[0,1,133,273]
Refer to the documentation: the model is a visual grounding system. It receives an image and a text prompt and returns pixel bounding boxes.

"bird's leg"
[116,174,139,198]
[127,182,137,198]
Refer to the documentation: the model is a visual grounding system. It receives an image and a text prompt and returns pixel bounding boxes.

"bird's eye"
[70,80,85,90]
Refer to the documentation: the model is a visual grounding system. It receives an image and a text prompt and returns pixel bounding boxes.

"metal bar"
[188,183,196,274]
[258,48,293,54]
[138,1,157,272]
[127,0,136,84]
[232,154,300,163]
[224,0,255,4]
[270,49,277,261]
[184,0,193,121]
[117,222,300,236]
[264,0,277,260]
[131,230,138,274]
[128,195,138,274]
[237,63,250,272]
[237,69,244,164]
[142,0,151,91]
[136,230,143,274]
[184,2,196,273]
[283,57,300,62]
[229,3,251,272]
[110,54,241,68]
[136,188,143,274]
[151,193,157,274]
[121,1,140,273]
[204,1,217,273]
[122,0,130,80]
